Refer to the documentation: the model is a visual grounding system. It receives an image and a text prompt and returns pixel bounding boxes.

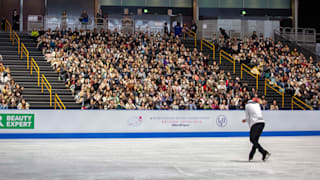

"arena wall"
[0,110,319,138]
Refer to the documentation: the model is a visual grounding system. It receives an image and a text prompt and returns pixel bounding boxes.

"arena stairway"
[0,32,81,109]
[182,38,292,109]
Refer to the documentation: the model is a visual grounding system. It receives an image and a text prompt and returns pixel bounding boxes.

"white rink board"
[0,110,320,133]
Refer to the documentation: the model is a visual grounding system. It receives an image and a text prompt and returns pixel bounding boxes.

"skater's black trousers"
[249,123,267,157]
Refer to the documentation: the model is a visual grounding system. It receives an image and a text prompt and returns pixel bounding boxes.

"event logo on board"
[216,115,228,127]
[128,116,143,127]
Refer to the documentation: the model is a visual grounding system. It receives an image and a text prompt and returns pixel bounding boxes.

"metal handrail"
[12,31,20,54]
[20,43,30,69]
[219,50,235,74]
[264,79,284,108]
[54,93,66,110]
[183,28,197,47]
[41,74,52,106]
[30,57,40,86]
[291,96,313,110]
[240,63,259,90]
[4,19,12,39]
[201,38,215,60]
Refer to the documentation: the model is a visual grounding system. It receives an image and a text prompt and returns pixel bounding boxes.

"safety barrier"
[200,39,215,60]
[41,74,52,106]
[4,20,12,39]
[54,94,66,110]
[264,79,284,108]
[291,96,313,110]
[219,50,236,74]
[20,43,30,69]
[30,57,40,86]
[240,63,259,90]
[183,28,197,47]
[12,31,20,54]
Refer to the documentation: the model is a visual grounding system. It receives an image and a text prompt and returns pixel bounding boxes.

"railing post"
[41,78,43,93]
[213,49,214,61]
[18,38,20,54]
[256,74,258,90]
[30,61,33,75]
[37,71,40,86]
[27,51,29,69]
[240,64,243,79]
[50,89,52,106]
[54,95,57,109]
[20,44,23,59]
[264,80,267,96]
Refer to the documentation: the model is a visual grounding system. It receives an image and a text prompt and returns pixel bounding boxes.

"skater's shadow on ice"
[230,160,262,163]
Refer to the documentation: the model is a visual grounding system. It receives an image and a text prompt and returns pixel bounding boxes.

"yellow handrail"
[219,50,236,74]
[20,43,30,69]
[41,74,52,106]
[4,19,12,40]
[183,28,197,47]
[264,79,284,108]
[200,38,215,60]
[240,63,259,90]
[54,93,66,110]
[12,31,20,54]
[291,96,313,110]
[30,57,40,86]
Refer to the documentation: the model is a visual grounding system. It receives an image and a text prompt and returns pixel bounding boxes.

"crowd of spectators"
[37,27,275,110]
[0,62,29,109]
[216,30,320,109]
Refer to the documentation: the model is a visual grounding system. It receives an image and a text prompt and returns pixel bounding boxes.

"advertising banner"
[0,110,319,136]
[0,114,34,129]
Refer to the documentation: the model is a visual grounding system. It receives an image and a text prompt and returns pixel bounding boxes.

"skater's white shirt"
[245,101,265,128]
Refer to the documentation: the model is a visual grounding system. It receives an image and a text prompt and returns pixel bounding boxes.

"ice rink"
[0,136,320,180]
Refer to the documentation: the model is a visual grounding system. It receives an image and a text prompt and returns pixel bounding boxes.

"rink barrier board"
[1,131,320,139]
[0,110,320,138]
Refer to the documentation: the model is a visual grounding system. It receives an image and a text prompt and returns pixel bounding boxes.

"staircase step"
[11,71,58,76]
[5,65,53,71]
[0,46,39,51]
[0,37,35,43]
[0,51,43,55]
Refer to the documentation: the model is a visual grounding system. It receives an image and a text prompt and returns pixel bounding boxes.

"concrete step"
[3,60,51,66]
[5,65,53,71]
[11,71,59,76]
[0,50,43,56]
[22,89,73,96]
[27,101,81,109]
[0,37,35,43]
[23,95,75,102]
[0,41,37,46]
[0,46,39,51]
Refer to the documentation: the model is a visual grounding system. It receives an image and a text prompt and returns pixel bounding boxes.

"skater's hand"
[242,119,246,123]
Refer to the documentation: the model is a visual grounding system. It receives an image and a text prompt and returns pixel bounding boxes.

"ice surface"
[0,136,320,180]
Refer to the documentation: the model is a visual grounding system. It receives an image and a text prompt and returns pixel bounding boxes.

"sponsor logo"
[216,115,227,127]
[0,114,34,129]
[128,116,143,127]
